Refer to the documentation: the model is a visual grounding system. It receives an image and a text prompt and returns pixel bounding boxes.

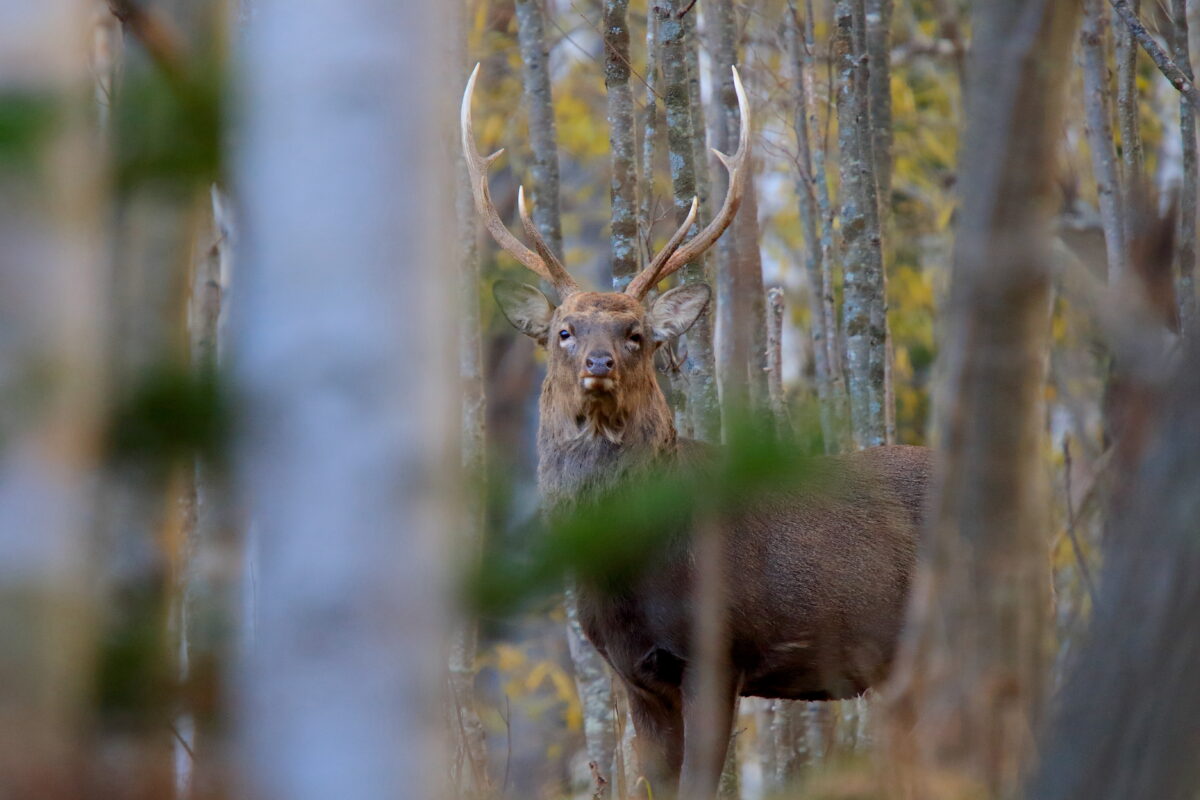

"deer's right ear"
[494,280,556,343]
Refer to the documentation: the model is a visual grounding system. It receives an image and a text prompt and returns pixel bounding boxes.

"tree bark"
[1027,345,1200,800]
[0,4,106,795]
[515,0,565,268]
[1115,0,1145,190]
[709,0,768,421]
[450,12,489,787]
[882,2,1080,797]
[1173,0,1198,333]
[788,0,850,453]
[605,0,639,290]
[1110,0,1200,112]
[235,2,453,798]
[658,0,720,443]
[174,187,236,800]
[866,0,894,206]
[834,0,890,449]
[1082,0,1129,284]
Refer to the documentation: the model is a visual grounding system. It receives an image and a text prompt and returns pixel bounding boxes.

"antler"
[625,65,751,300]
[461,63,580,298]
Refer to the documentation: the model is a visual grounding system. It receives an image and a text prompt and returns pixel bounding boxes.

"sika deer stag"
[463,64,931,797]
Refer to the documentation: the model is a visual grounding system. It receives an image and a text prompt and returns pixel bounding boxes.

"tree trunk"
[515,0,565,268]
[1173,0,1199,333]
[1116,0,1145,188]
[174,187,237,800]
[882,2,1080,797]
[450,12,490,788]
[834,0,890,449]
[1027,346,1200,800]
[606,0,639,290]
[0,2,105,794]
[788,0,850,453]
[1082,0,1129,284]
[709,0,768,421]
[658,0,721,443]
[235,2,453,798]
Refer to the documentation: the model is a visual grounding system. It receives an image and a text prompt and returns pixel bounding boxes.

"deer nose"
[585,352,615,376]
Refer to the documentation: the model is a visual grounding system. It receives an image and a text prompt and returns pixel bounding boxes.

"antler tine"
[518,185,573,285]
[461,64,580,297]
[626,65,751,300]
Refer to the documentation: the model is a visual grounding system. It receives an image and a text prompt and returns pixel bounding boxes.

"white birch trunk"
[235,3,453,798]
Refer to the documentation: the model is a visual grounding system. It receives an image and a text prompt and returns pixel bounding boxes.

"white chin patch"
[581,377,615,392]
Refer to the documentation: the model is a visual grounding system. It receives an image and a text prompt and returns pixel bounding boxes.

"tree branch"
[1108,0,1200,111]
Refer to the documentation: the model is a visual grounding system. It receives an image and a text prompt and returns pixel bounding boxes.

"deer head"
[461,63,749,444]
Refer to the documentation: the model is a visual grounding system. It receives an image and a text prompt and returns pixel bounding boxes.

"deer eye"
[559,329,571,340]
[629,332,643,344]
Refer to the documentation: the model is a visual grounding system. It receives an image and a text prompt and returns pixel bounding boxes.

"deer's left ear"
[494,280,556,344]
[646,283,711,342]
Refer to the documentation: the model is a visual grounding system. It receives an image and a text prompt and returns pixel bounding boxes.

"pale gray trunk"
[1116,0,1145,191]
[883,3,1079,795]
[565,586,618,793]
[450,24,490,790]
[834,0,890,449]
[235,3,453,798]
[175,187,237,799]
[1173,0,1199,333]
[788,0,850,453]
[1082,0,1129,285]
[606,0,639,290]
[866,0,894,204]
[766,288,789,428]
[515,1,621,785]
[515,0,565,267]
[0,1,105,790]
[709,0,768,421]
[658,0,721,442]
[640,8,661,260]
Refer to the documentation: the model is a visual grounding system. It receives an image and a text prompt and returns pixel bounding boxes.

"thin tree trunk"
[834,0,889,449]
[658,0,720,443]
[565,586,618,794]
[710,0,769,421]
[606,0,639,290]
[882,3,1080,797]
[766,288,789,428]
[235,3,453,798]
[640,7,661,261]
[1173,0,1199,332]
[866,0,894,204]
[515,0,565,266]
[174,187,236,800]
[451,32,490,791]
[641,8,692,436]
[788,0,849,452]
[864,0,897,446]
[1082,0,1129,285]
[0,4,105,795]
[514,2,620,786]
[1116,0,1145,190]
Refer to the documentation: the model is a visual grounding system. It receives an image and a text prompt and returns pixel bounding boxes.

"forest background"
[3,1,1199,799]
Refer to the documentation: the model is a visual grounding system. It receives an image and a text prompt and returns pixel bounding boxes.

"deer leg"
[626,685,684,798]
[677,668,741,799]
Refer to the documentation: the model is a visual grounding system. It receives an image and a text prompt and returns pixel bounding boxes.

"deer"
[462,63,932,798]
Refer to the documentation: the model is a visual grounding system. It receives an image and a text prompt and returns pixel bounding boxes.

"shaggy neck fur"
[536,361,676,509]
